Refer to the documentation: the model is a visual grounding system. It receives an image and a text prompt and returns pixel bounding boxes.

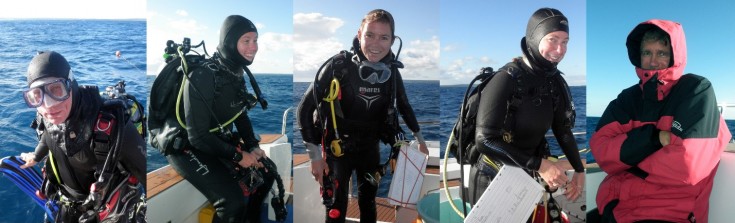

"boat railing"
[282,106,293,135]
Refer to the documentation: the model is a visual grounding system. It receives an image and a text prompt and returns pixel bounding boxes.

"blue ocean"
[0,20,146,221]
[293,80,441,197]
[440,85,588,159]
[146,74,295,172]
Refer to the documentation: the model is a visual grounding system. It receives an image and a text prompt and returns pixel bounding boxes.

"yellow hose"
[324,79,340,131]
[442,131,465,219]
[174,47,244,133]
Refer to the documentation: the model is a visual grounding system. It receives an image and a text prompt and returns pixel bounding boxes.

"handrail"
[282,106,293,135]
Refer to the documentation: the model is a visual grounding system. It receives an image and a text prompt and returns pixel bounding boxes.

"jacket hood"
[626,19,687,100]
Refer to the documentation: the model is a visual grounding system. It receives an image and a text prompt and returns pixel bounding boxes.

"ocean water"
[0,20,146,221]
[586,117,735,163]
[439,85,588,159]
[292,80,441,197]
[145,74,295,172]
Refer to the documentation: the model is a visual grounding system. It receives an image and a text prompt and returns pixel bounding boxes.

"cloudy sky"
[147,0,293,75]
[293,0,440,82]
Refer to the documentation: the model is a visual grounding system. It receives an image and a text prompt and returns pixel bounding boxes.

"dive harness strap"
[174,46,267,134]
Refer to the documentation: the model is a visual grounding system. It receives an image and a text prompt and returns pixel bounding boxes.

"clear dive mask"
[23,78,71,108]
[357,60,392,84]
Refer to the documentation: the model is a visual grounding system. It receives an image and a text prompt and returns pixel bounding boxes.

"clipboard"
[464,165,544,223]
[387,141,428,206]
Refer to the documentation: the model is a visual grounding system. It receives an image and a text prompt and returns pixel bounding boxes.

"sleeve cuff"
[305,142,323,161]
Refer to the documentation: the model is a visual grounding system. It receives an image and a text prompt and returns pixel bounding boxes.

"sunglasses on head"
[23,79,71,108]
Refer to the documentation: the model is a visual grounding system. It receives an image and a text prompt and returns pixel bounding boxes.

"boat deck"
[147,134,284,198]
[293,153,435,223]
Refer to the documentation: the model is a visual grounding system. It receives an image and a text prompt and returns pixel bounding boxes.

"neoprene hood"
[27,51,72,86]
[523,8,569,70]
[217,15,258,68]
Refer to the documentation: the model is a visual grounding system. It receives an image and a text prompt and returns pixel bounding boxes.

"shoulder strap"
[551,72,575,129]
[499,61,523,143]
[332,50,352,80]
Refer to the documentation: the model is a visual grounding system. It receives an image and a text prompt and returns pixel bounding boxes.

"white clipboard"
[464,165,544,223]
[387,141,428,206]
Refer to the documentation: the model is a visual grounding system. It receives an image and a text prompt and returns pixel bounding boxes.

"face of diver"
[237,31,258,64]
[31,77,73,125]
[538,31,568,64]
[358,21,393,63]
[640,40,671,70]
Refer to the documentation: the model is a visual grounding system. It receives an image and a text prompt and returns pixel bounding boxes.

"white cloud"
[293,13,346,81]
[398,36,440,80]
[294,13,344,41]
[255,22,266,29]
[480,56,493,64]
[169,19,208,36]
[441,56,498,85]
[260,32,292,52]
[442,43,458,52]
[175,10,188,17]
[251,32,294,74]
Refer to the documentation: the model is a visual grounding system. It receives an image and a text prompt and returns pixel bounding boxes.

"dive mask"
[23,78,71,108]
[358,60,392,84]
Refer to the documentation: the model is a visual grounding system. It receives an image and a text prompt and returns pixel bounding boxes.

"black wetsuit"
[165,53,273,223]
[469,58,584,204]
[32,85,147,221]
[297,38,421,223]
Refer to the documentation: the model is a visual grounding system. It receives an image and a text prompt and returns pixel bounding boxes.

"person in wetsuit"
[19,51,146,222]
[469,8,585,205]
[589,19,730,223]
[297,9,428,223]
[164,15,274,223]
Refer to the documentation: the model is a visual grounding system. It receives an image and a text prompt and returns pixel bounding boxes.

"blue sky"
[147,0,293,75]
[440,0,586,86]
[293,0,439,82]
[587,0,735,120]
[0,0,145,19]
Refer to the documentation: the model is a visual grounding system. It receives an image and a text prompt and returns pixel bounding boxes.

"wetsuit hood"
[26,51,81,123]
[522,8,568,75]
[627,19,687,101]
[216,15,257,69]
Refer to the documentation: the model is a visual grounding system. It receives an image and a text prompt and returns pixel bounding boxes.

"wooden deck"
[146,134,284,199]
[293,153,438,222]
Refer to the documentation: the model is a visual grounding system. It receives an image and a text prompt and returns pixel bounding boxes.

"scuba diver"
[19,51,146,222]
[297,9,428,223]
[466,7,585,216]
[161,15,275,223]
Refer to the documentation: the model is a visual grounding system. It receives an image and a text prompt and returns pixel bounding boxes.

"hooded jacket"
[590,19,731,222]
